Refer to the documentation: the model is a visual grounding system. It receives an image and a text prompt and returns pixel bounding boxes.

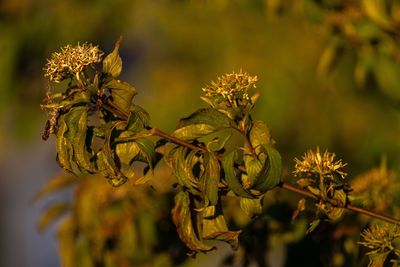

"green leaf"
[37,203,69,232]
[306,219,321,234]
[72,107,95,173]
[103,37,122,78]
[222,151,255,198]
[174,124,217,141]
[32,173,76,203]
[126,105,150,132]
[174,108,233,140]
[202,205,241,250]
[115,132,140,165]
[135,138,156,169]
[56,115,74,172]
[239,197,263,219]
[203,153,220,206]
[105,79,137,113]
[171,191,215,255]
[253,145,282,192]
[366,251,390,267]
[249,120,272,149]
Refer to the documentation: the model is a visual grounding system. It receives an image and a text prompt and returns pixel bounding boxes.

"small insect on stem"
[41,108,63,140]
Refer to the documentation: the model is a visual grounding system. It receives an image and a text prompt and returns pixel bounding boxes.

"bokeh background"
[1,0,400,266]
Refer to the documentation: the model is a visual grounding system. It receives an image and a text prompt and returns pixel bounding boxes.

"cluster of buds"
[44,42,103,82]
[359,224,400,255]
[202,70,257,104]
[293,148,347,181]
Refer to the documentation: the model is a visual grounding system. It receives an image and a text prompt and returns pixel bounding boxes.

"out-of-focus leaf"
[202,205,241,250]
[171,191,215,255]
[239,197,263,219]
[105,79,137,113]
[366,251,390,267]
[222,151,255,198]
[57,217,77,267]
[32,173,76,202]
[103,37,122,78]
[373,54,400,102]
[306,219,321,234]
[38,203,69,232]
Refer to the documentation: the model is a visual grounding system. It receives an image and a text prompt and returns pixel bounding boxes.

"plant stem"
[102,100,400,225]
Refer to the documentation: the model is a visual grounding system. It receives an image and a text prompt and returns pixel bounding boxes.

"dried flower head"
[293,148,347,180]
[44,42,103,82]
[351,161,397,213]
[202,70,257,104]
[359,224,400,254]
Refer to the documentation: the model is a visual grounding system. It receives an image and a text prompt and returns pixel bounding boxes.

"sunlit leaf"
[105,79,137,113]
[202,205,241,250]
[103,37,122,78]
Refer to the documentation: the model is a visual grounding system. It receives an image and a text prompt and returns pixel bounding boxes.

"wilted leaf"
[171,191,215,255]
[56,115,74,172]
[72,107,95,173]
[202,205,241,250]
[253,145,282,192]
[38,203,69,232]
[103,37,122,78]
[203,153,220,206]
[222,151,255,199]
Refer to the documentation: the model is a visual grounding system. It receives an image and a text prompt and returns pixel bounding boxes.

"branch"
[101,99,400,225]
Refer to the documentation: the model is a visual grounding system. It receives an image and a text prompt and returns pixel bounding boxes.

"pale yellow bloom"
[202,70,257,104]
[293,148,347,180]
[44,43,103,82]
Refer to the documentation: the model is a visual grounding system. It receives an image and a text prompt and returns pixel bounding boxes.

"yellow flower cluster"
[202,71,257,104]
[293,148,347,180]
[351,164,397,213]
[44,43,103,82]
[359,224,400,254]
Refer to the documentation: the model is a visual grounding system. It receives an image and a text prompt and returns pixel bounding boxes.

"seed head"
[202,70,257,104]
[44,42,103,82]
[293,148,347,180]
[359,224,400,254]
